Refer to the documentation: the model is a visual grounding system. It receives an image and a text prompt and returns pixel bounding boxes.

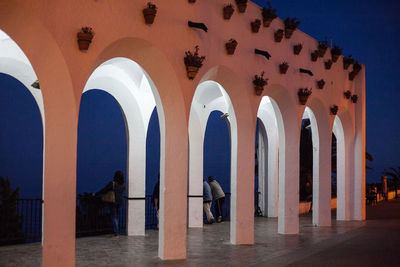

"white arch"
[257,96,279,218]
[0,30,44,125]
[333,115,351,220]
[188,81,237,233]
[83,57,158,236]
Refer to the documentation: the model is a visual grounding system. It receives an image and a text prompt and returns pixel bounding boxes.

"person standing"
[208,176,225,223]
[98,170,125,237]
[203,179,215,224]
[152,174,160,227]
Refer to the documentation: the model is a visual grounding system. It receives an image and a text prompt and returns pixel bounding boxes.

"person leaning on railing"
[96,171,125,238]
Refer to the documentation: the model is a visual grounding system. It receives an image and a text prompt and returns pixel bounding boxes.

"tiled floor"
[1,200,400,266]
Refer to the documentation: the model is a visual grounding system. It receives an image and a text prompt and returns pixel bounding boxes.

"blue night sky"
[1,0,400,198]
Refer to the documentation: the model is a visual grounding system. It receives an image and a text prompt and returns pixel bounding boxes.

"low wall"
[299,190,400,215]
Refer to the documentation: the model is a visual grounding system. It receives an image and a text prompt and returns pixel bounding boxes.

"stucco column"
[231,118,254,244]
[311,124,331,226]
[353,69,366,220]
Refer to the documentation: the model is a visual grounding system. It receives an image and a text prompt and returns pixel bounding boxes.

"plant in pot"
[297,88,312,105]
[223,4,235,20]
[261,2,277,27]
[184,45,205,80]
[330,44,342,63]
[330,105,339,115]
[142,2,157,25]
[274,29,284,42]
[343,90,352,99]
[324,59,333,70]
[311,50,319,62]
[284,17,300,39]
[279,62,289,74]
[293,43,303,55]
[349,62,362,80]
[251,19,261,33]
[253,71,268,95]
[343,55,354,70]
[316,79,325,89]
[77,27,94,51]
[235,0,248,13]
[225,39,238,55]
[188,0,196,3]
[351,94,358,103]
[317,40,328,57]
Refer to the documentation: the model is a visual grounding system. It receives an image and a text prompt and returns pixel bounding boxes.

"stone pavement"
[1,199,400,266]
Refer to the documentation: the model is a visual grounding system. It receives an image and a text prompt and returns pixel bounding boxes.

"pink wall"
[0,0,365,265]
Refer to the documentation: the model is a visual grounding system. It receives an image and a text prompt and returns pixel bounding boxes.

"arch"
[334,109,355,220]
[0,2,77,266]
[88,37,187,260]
[195,65,254,244]
[256,97,279,218]
[303,98,332,226]
[188,80,236,230]
[261,84,300,234]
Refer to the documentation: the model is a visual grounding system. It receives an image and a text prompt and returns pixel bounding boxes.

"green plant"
[236,0,247,4]
[261,2,277,20]
[184,45,206,68]
[146,2,157,10]
[317,40,328,57]
[0,177,25,245]
[298,87,312,97]
[81,27,94,35]
[284,17,300,30]
[343,55,354,69]
[253,71,268,87]
[331,44,342,56]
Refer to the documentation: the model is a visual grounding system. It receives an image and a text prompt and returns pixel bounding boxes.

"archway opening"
[145,107,160,229]
[76,89,128,237]
[188,80,237,236]
[77,57,163,238]
[0,29,44,245]
[299,118,313,213]
[256,96,280,218]
[203,110,231,222]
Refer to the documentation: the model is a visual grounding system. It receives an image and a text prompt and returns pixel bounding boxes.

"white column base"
[127,199,145,236]
[188,196,203,228]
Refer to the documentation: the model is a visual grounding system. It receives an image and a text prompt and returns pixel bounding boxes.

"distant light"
[31,80,40,89]
[221,113,229,118]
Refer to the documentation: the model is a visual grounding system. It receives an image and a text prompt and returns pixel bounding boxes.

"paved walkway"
[1,199,400,266]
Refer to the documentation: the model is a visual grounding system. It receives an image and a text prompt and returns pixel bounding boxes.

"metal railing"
[0,198,42,245]
[2,192,257,245]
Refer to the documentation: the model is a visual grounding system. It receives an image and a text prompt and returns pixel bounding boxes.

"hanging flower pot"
[279,62,289,74]
[261,2,277,27]
[330,44,342,63]
[284,17,300,39]
[225,39,238,55]
[142,2,157,25]
[330,105,339,115]
[317,79,325,89]
[251,19,261,33]
[298,88,312,105]
[343,55,354,70]
[184,45,205,80]
[274,29,284,42]
[253,71,268,96]
[293,43,303,55]
[351,94,358,103]
[223,4,235,20]
[188,0,196,3]
[325,60,333,70]
[317,40,328,57]
[344,90,352,99]
[311,50,319,62]
[235,0,248,13]
[77,27,94,51]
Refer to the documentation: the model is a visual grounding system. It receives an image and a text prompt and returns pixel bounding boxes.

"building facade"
[0,0,365,266]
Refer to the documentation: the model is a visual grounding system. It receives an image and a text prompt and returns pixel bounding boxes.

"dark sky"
[252,0,400,182]
[1,1,400,198]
